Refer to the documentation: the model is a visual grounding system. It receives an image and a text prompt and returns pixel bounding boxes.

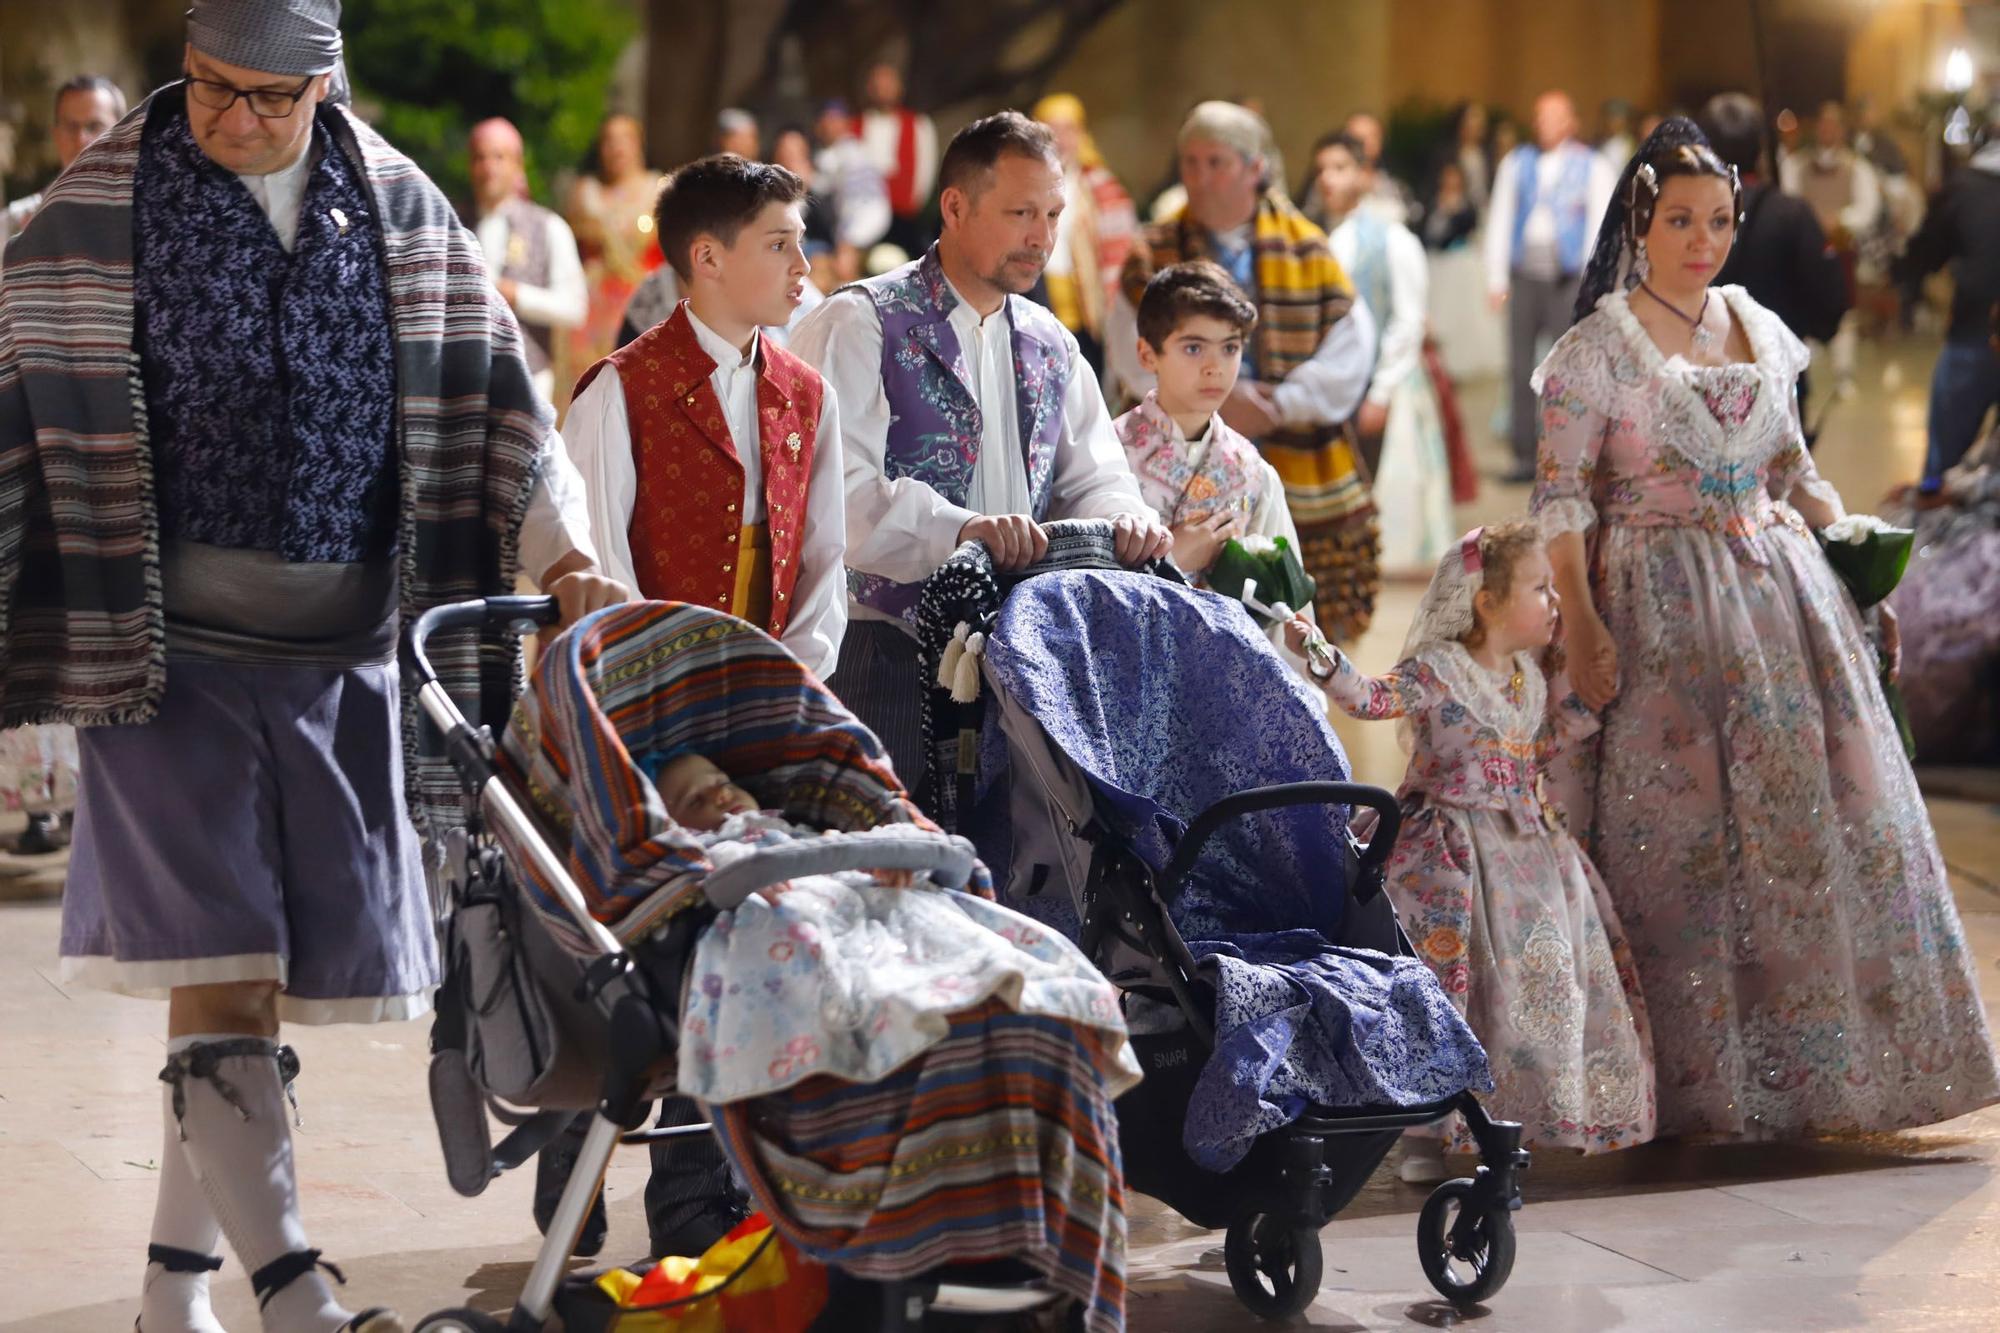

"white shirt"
[1329,212,1430,406]
[241,143,597,585]
[856,109,939,211]
[475,205,588,331]
[814,139,892,251]
[562,303,848,678]
[790,280,1154,607]
[237,143,315,253]
[1483,141,1619,294]
[1103,264,1378,426]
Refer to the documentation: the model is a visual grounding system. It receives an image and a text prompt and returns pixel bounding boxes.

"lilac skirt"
[59,657,436,1024]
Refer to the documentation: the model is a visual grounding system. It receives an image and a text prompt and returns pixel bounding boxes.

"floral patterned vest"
[575,303,822,636]
[844,246,1069,622]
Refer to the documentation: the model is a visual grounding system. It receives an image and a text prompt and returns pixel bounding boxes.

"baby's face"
[658,754,758,830]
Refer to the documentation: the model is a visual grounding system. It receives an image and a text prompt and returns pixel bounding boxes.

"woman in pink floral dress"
[1534,119,1999,1139]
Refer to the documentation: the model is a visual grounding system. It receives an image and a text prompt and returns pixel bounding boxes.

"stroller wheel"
[413,1310,508,1333]
[1223,1213,1324,1319]
[1417,1178,1516,1305]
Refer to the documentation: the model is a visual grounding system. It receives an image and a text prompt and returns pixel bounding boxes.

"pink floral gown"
[1316,641,1656,1153]
[1532,286,2000,1138]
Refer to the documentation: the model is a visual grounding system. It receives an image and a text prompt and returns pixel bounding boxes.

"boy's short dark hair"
[937,110,1059,201]
[653,153,807,283]
[1136,260,1259,351]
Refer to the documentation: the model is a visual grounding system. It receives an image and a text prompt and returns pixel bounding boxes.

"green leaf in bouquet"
[1204,536,1261,600]
[1815,524,1915,609]
[1205,536,1317,622]
[1268,536,1318,614]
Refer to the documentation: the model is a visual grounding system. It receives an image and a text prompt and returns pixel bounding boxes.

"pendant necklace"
[1641,281,1716,356]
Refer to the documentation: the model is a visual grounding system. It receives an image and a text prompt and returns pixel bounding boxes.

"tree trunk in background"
[644,0,733,169]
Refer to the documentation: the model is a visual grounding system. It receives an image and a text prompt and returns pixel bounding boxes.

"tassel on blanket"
[936,623,971,690]
[950,632,985,704]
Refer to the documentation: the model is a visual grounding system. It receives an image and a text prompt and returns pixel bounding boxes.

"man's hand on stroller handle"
[1111,512,1173,567]
[959,514,1049,570]
[538,551,631,642]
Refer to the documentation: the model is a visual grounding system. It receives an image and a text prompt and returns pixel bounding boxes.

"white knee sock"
[165,1038,357,1333]
[141,1036,229,1333]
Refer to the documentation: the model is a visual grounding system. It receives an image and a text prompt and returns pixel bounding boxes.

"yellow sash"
[732,523,772,628]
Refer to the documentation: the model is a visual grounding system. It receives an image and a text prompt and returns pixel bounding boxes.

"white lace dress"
[1530,286,2000,1138]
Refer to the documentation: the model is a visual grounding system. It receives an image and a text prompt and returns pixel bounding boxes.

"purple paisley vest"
[845,246,1069,621]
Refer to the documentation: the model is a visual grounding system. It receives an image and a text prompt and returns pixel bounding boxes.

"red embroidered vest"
[574,303,823,637]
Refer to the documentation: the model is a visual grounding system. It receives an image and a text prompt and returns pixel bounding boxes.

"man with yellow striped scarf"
[1110,101,1380,640]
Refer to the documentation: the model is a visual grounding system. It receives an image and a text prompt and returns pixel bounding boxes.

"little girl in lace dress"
[1285,520,1656,1180]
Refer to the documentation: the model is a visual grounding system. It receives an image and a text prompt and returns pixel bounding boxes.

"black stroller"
[916,528,1530,1320]
[400,596,1103,1332]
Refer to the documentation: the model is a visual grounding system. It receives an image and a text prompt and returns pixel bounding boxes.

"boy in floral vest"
[553,154,846,1258]
[566,153,846,679]
[1115,261,1304,586]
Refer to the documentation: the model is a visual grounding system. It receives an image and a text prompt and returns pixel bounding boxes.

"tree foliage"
[343,0,637,207]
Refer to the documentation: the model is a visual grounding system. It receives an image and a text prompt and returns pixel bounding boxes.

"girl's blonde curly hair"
[1462,519,1544,650]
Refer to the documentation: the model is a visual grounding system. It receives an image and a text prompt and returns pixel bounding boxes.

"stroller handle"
[1158,781,1402,907]
[398,595,633,962]
[402,595,561,696]
[696,830,981,914]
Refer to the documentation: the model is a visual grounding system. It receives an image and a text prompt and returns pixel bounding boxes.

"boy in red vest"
[566,153,846,680]
[551,154,845,1259]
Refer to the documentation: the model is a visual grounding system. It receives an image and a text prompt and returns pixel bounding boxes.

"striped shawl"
[0,89,546,834]
[1121,190,1372,526]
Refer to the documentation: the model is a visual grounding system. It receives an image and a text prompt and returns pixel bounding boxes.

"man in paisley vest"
[466,117,586,402]
[793,111,1168,787]
[0,5,626,1330]
[1108,101,1382,640]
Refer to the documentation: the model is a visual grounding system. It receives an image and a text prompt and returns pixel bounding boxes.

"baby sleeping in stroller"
[646,751,1139,1109]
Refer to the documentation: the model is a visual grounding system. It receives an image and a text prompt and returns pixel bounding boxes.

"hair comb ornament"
[1628,161,1659,208]
[1460,527,1486,575]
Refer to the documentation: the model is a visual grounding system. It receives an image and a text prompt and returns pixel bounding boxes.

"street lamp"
[1943,46,1974,95]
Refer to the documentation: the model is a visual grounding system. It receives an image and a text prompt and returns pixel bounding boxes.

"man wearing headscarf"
[0,4,625,1330]
[1109,100,1381,640]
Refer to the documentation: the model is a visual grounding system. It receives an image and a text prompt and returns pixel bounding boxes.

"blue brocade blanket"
[981,572,1491,1170]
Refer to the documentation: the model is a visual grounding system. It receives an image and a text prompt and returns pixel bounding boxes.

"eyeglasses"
[183,72,315,120]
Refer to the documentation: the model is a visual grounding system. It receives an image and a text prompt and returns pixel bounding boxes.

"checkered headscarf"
[187,0,351,104]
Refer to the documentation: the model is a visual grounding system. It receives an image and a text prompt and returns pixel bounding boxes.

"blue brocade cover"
[980,572,1491,1169]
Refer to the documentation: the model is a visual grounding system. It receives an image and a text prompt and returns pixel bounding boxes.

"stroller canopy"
[497,601,933,943]
[981,570,1355,942]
